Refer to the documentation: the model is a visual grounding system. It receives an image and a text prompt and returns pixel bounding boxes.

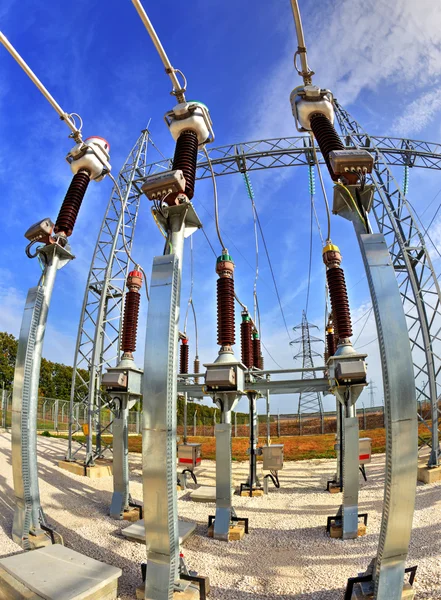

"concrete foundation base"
[136,582,200,600]
[352,582,414,598]
[417,463,441,484]
[0,545,121,600]
[122,519,196,545]
[240,489,264,497]
[122,507,141,522]
[330,523,367,539]
[58,460,113,478]
[25,532,53,550]
[208,520,246,541]
[328,483,342,494]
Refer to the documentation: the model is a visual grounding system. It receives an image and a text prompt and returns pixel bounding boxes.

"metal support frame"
[110,395,130,519]
[213,398,237,540]
[334,102,441,468]
[12,243,72,549]
[341,400,359,539]
[243,392,261,493]
[67,128,155,465]
[266,389,270,446]
[291,311,324,415]
[336,182,418,596]
[142,204,198,599]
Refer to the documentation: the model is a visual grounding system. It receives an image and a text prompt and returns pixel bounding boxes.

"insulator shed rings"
[171,129,199,202]
[54,170,91,237]
[217,277,235,347]
[327,267,353,340]
[240,315,253,368]
[309,112,346,182]
[252,334,263,370]
[180,339,189,375]
[121,290,141,353]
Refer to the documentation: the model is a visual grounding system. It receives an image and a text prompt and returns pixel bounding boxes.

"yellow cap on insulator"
[322,242,340,254]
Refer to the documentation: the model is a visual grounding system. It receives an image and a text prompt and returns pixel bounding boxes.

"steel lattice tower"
[291,311,324,414]
[334,102,441,466]
[68,116,441,467]
[67,128,165,464]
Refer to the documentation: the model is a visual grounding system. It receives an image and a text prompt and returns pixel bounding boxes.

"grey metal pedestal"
[122,519,196,545]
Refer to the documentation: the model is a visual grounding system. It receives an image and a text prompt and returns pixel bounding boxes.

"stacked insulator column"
[169,129,199,204]
[240,312,253,368]
[309,113,359,185]
[54,170,91,237]
[194,357,200,384]
[121,269,143,359]
[322,243,353,344]
[216,251,236,350]
[252,331,263,370]
[180,338,189,375]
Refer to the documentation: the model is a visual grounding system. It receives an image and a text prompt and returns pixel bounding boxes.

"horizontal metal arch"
[140,135,441,181]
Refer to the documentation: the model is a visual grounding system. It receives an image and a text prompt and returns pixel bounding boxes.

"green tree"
[0,332,18,388]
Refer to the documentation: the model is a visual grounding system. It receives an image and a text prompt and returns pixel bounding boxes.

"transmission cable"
[305,184,314,316]
[353,307,373,345]
[204,146,226,250]
[261,340,283,369]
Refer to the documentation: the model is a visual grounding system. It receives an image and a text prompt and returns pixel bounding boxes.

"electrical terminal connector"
[164,101,214,145]
[66,136,111,181]
[141,169,186,201]
[329,149,374,179]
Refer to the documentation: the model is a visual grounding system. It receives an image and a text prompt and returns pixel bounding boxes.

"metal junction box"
[178,443,202,472]
[102,365,143,397]
[204,360,245,393]
[359,437,372,464]
[335,359,367,385]
[262,445,284,471]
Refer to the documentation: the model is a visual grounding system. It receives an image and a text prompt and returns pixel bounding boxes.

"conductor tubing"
[217,277,235,346]
[54,170,91,236]
[309,112,345,182]
[180,343,189,375]
[172,129,199,200]
[240,320,253,368]
[121,290,140,353]
[327,267,353,339]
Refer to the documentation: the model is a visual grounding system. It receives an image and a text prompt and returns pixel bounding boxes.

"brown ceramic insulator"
[180,342,189,374]
[240,320,253,368]
[217,277,235,346]
[327,332,336,357]
[172,129,199,201]
[194,358,200,384]
[326,267,353,339]
[252,337,262,370]
[121,290,140,353]
[54,170,91,236]
[309,113,345,182]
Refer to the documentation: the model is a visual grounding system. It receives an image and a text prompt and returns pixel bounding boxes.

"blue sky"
[1,0,441,415]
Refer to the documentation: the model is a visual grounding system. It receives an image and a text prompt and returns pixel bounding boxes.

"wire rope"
[310,133,331,241]
[203,146,226,250]
[353,307,373,345]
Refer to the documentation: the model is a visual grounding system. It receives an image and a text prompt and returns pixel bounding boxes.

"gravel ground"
[0,431,440,599]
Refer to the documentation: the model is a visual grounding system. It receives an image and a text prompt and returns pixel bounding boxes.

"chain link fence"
[1,388,432,438]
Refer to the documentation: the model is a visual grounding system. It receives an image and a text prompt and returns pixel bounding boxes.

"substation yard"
[0,432,440,599]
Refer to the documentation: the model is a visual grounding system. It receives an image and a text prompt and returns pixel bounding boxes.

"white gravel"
[0,431,440,599]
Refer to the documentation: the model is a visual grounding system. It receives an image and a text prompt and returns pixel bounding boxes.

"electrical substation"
[0,1,441,599]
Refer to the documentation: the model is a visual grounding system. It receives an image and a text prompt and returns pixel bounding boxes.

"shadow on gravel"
[209,586,344,599]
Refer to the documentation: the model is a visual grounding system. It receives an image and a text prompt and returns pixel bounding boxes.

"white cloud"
[389,89,441,137]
